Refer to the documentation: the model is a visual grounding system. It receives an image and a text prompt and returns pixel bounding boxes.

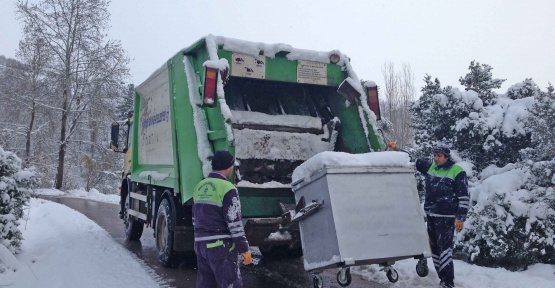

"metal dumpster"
[291,165,431,286]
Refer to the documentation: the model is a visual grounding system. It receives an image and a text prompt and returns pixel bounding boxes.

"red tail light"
[367,86,381,120]
[203,67,218,106]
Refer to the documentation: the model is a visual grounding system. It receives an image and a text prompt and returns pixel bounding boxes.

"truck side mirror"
[110,122,120,150]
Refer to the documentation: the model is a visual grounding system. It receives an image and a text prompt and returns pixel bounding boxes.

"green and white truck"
[110,35,384,267]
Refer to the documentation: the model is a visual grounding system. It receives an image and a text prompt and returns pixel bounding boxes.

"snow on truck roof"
[292,151,414,183]
[182,34,349,65]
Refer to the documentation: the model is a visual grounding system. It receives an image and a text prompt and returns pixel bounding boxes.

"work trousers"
[194,238,242,288]
[428,216,455,288]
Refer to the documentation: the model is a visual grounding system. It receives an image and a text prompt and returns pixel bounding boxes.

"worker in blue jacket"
[415,144,469,288]
[192,150,251,288]
[388,142,469,288]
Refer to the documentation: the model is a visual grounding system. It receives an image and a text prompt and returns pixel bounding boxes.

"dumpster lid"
[291,164,415,191]
[292,151,413,184]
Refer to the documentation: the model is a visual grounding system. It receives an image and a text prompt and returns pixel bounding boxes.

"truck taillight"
[367,86,381,120]
[203,67,218,107]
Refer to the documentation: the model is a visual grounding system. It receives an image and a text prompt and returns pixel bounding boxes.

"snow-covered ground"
[0,197,161,287]
[352,257,555,288]
[36,188,120,204]
[2,187,554,287]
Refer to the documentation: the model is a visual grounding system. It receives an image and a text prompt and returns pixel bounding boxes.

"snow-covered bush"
[412,66,533,172]
[454,165,555,270]
[0,146,37,256]
[411,61,554,270]
[522,83,555,163]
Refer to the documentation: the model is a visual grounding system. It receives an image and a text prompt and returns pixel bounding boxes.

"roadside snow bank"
[0,198,159,287]
[35,188,119,205]
[292,151,413,183]
[352,258,555,288]
[0,244,21,271]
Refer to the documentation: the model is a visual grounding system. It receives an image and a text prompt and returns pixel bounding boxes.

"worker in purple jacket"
[192,150,251,288]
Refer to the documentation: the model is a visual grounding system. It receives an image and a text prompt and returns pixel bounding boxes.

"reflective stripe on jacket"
[416,159,470,221]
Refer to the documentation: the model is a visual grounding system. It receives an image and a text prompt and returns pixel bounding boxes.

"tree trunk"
[86,111,97,192]
[55,89,68,189]
[25,101,36,166]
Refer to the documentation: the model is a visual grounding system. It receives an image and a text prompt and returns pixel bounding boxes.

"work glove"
[242,252,252,266]
[387,142,400,151]
[455,220,464,230]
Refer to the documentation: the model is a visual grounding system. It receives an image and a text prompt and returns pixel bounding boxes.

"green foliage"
[459,60,506,105]
[0,146,37,254]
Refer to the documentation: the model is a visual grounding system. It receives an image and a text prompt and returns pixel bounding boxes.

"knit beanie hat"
[212,150,234,171]
[433,143,451,158]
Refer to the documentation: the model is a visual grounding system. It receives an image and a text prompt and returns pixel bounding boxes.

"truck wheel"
[156,198,182,267]
[124,194,143,240]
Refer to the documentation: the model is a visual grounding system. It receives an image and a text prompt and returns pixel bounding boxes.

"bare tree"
[0,56,28,151]
[16,0,130,189]
[15,30,54,166]
[380,62,415,148]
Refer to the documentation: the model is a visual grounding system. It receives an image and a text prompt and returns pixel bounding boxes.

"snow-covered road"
[0,198,161,287]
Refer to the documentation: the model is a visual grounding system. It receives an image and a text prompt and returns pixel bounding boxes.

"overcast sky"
[1,0,554,94]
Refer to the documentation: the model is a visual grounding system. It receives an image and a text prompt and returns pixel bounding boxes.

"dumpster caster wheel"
[337,267,351,287]
[416,259,429,277]
[386,269,398,283]
[312,274,323,288]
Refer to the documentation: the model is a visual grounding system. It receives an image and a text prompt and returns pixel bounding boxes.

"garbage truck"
[109,35,384,267]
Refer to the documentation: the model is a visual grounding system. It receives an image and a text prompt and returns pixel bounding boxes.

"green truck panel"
[130,37,383,218]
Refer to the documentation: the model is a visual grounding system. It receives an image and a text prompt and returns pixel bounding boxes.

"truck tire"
[156,198,182,267]
[124,194,144,240]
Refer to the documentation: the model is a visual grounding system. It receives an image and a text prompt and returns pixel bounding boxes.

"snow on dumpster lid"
[292,151,413,183]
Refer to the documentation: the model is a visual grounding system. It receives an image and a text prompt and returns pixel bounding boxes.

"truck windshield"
[224,77,333,122]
